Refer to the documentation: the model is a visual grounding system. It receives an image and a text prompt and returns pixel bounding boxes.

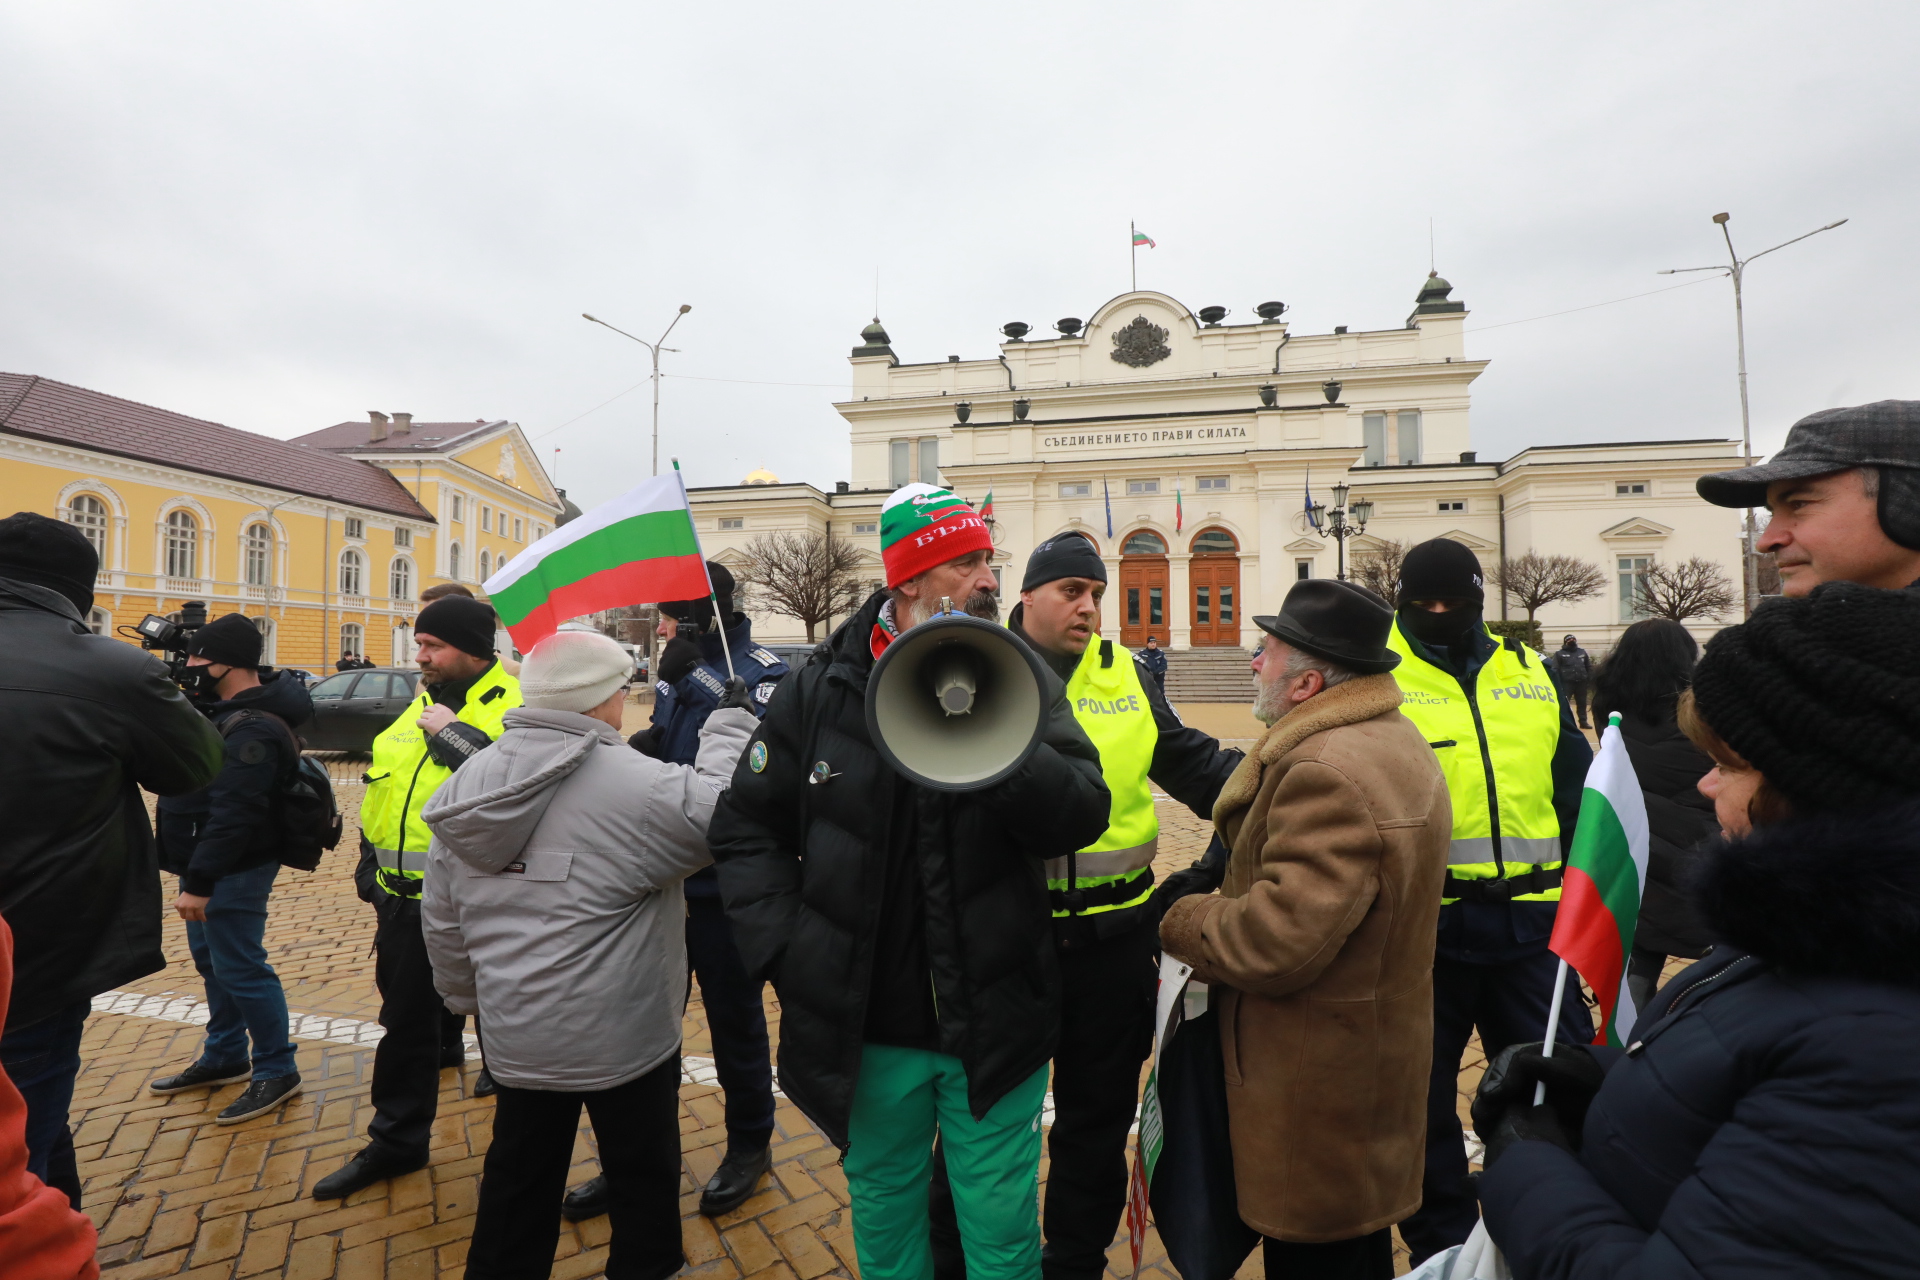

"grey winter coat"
[420,704,757,1091]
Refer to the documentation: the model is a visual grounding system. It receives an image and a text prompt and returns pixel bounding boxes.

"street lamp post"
[583,304,693,476]
[1307,481,1373,580]
[1659,213,1847,615]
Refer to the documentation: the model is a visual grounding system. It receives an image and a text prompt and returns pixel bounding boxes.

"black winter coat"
[157,671,315,896]
[1614,713,1716,959]
[708,591,1112,1150]
[1481,802,1920,1276]
[0,578,222,1031]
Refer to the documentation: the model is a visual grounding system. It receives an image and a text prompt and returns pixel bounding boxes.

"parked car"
[302,666,423,753]
[762,643,821,669]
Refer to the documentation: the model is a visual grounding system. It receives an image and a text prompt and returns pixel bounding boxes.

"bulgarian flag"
[979,490,995,521]
[1175,484,1183,532]
[483,472,712,651]
[1547,712,1651,1047]
[1132,229,1156,248]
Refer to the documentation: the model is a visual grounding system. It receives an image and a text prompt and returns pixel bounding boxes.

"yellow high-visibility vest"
[361,661,521,899]
[1053,636,1160,918]
[1387,619,1563,903]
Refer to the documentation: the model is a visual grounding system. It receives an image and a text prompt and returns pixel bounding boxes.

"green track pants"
[845,1044,1048,1280]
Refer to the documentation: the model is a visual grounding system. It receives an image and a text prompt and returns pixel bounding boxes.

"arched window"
[478,549,492,581]
[165,510,198,579]
[245,523,273,586]
[1190,527,1238,555]
[449,542,463,581]
[1121,530,1167,556]
[390,557,414,602]
[86,606,111,636]
[340,622,364,660]
[339,549,365,596]
[68,495,109,560]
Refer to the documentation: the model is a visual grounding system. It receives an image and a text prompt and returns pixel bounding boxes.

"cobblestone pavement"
[84,710,1523,1280]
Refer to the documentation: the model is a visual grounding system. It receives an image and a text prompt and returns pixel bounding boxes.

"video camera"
[131,600,207,684]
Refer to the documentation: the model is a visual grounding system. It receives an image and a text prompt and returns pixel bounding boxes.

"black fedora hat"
[1252,580,1400,674]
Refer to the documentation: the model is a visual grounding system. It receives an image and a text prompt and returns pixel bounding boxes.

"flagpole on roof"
[1131,221,1136,292]
[672,457,736,679]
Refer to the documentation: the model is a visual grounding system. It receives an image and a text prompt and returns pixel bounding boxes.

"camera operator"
[148,613,312,1124]
[0,512,222,1206]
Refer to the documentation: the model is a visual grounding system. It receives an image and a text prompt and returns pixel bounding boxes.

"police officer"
[561,561,790,1222]
[1138,634,1168,695]
[932,532,1241,1280]
[314,595,523,1200]
[1384,539,1594,1262]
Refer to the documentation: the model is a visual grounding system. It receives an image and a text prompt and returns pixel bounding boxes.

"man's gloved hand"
[1479,1102,1572,1170]
[657,636,702,687]
[717,675,755,711]
[1471,1041,1605,1153]
[628,725,665,759]
[1144,834,1230,932]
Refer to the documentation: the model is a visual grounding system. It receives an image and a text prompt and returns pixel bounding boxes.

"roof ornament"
[1109,315,1170,368]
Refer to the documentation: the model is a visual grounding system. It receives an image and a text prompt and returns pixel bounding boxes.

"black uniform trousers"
[468,1056,685,1280]
[1561,681,1592,727]
[1398,945,1594,1263]
[930,915,1157,1280]
[685,892,777,1146]
[368,897,465,1163]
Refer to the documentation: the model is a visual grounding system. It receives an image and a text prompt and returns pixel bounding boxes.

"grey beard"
[905,589,1000,629]
[1253,674,1287,726]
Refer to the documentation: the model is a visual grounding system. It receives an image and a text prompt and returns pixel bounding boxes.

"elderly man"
[1696,399,1920,594]
[1159,580,1450,1280]
[709,484,1112,1280]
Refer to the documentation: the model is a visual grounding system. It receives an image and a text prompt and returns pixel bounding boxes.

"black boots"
[312,1146,428,1201]
[560,1141,772,1222]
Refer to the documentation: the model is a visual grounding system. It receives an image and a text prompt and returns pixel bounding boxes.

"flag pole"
[671,458,737,679]
[1130,221,1137,292]
[1532,958,1572,1106]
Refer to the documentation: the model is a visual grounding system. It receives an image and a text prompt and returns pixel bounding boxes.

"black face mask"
[180,664,226,702]
[1400,603,1483,650]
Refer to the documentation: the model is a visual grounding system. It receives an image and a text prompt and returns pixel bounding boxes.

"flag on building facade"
[1103,477,1115,538]
[979,490,995,522]
[484,472,712,651]
[1303,468,1320,530]
[1132,229,1156,249]
[1549,712,1652,1047]
[1175,484,1184,532]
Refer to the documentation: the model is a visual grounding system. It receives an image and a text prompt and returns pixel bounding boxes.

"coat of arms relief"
[1109,315,1171,368]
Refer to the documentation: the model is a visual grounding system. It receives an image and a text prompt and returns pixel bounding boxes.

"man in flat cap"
[1697,399,1920,595]
[1159,580,1450,1279]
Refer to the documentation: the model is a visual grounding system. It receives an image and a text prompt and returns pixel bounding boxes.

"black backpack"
[217,710,344,872]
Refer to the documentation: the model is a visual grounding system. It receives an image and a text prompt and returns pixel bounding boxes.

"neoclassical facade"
[698,278,1745,650]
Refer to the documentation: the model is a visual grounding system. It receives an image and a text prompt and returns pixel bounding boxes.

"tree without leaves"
[1637,556,1739,623]
[1350,539,1408,602]
[734,530,868,642]
[1489,552,1607,620]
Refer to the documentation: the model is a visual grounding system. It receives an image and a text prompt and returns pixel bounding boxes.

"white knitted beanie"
[520,631,633,713]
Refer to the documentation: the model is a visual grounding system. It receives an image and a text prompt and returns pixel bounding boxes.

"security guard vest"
[361,661,521,898]
[1052,636,1159,918]
[1386,619,1563,904]
[652,618,789,766]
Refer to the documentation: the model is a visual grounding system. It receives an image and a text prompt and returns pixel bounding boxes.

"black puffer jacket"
[0,578,222,1030]
[1615,713,1716,958]
[158,670,315,896]
[1481,802,1920,1276]
[708,591,1111,1150]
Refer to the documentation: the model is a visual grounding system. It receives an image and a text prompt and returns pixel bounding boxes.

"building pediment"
[1438,529,1498,552]
[1284,537,1325,553]
[1599,516,1673,540]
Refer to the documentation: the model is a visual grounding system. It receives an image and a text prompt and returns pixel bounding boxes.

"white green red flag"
[979,490,995,522]
[1132,229,1156,248]
[1548,712,1651,1047]
[483,473,711,651]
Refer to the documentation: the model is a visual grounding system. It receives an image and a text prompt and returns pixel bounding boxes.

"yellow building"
[0,373,561,669]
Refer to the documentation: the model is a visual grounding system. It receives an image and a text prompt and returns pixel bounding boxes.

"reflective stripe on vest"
[360,661,522,896]
[1387,620,1563,903]
[1054,637,1160,917]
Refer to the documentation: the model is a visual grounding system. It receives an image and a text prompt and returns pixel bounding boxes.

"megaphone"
[866,606,1050,792]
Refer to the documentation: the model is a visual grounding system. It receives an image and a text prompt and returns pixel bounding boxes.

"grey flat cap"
[1697,400,1920,508]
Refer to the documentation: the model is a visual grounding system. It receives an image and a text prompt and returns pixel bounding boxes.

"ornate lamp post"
[1307,481,1372,581]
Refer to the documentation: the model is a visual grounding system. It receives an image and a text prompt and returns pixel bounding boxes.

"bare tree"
[1637,557,1739,623]
[1489,552,1607,620]
[1350,539,1408,601]
[734,531,868,642]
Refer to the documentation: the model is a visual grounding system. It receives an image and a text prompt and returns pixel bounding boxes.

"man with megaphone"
[708,483,1113,1280]
[929,530,1245,1280]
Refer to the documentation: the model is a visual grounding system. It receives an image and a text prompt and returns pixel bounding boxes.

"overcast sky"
[4,3,1915,510]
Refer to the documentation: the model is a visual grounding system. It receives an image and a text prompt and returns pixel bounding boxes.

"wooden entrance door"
[1118,529,1169,649]
[1188,527,1241,648]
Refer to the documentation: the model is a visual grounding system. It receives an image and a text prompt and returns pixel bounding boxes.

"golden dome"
[742,468,779,485]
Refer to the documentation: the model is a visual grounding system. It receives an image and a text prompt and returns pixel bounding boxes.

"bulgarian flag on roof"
[979,490,995,521]
[1549,712,1651,1047]
[1132,229,1156,248]
[484,472,712,651]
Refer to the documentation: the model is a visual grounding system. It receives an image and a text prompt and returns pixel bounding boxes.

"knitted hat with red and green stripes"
[880,483,992,587]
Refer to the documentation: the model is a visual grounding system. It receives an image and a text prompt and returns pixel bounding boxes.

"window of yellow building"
[68,495,108,559]
[165,510,198,580]
[391,557,413,602]
[245,524,272,587]
[340,549,365,596]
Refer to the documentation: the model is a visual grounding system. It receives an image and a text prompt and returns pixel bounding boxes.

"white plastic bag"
[1401,1221,1511,1280]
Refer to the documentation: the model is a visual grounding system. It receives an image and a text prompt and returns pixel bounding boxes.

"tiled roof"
[291,419,503,454]
[0,373,435,522]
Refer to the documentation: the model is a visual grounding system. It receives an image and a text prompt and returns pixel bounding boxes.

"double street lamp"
[1307,481,1372,580]
[583,304,693,477]
[1660,213,1847,614]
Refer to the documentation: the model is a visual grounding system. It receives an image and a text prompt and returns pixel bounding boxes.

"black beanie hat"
[1022,532,1107,593]
[0,511,98,614]
[414,595,498,659]
[1691,582,1920,814]
[1396,537,1485,607]
[660,562,734,629]
[188,613,264,668]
